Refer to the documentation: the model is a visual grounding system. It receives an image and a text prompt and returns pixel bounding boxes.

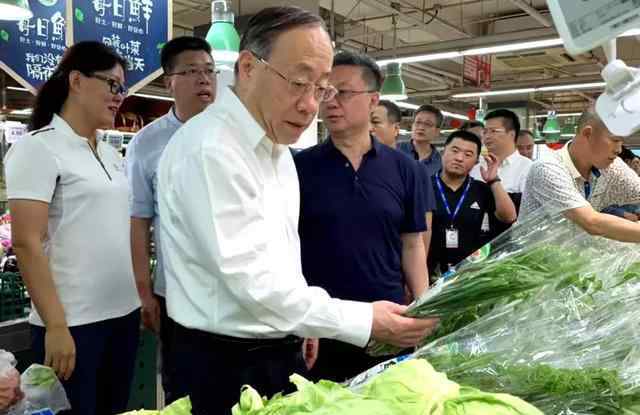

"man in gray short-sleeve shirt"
[520,108,640,242]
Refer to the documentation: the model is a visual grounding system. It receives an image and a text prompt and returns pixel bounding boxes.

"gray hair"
[239,6,326,63]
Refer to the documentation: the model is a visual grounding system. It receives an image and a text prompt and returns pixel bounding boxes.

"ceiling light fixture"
[133,93,175,102]
[394,101,468,119]
[452,82,606,99]
[377,30,640,67]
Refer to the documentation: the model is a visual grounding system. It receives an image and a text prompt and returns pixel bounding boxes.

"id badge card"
[446,228,459,249]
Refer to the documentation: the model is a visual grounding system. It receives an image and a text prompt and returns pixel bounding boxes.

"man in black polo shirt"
[429,130,517,277]
[295,51,436,382]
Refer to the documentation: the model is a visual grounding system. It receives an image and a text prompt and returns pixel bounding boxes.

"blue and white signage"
[67,0,172,92]
[0,0,66,93]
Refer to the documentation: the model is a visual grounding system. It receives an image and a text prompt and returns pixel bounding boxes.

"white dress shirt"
[156,87,373,347]
[471,150,533,193]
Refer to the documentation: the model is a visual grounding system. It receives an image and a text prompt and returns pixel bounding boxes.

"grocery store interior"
[2,0,640,414]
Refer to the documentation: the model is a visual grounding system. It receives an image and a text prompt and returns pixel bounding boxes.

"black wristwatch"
[486,177,501,187]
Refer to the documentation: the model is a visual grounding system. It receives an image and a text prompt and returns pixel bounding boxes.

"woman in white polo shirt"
[5,42,141,415]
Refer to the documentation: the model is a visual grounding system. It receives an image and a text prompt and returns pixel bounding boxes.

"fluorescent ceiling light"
[7,86,28,92]
[378,30,640,67]
[461,38,564,56]
[453,82,605,98]
[442,111,469,120]
[453,88,536,98]
[132,93,174,102]
[394,101,467,119]
[530,112,582,118]
[395,102,419,110]
[538,82,605,92]
[378,51,462,66]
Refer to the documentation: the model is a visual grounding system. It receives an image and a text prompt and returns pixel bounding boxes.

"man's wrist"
[486,177,501,187]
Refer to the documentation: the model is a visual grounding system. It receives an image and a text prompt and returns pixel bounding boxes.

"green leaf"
[156,42,165,51]
[0,30,9,42]
[75,8,85,23]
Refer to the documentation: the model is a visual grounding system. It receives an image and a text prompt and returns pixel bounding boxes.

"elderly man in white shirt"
[520,108,640,241]
[156,6,437,415]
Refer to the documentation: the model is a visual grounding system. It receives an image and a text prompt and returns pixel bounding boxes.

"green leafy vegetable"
[233,360,543,415]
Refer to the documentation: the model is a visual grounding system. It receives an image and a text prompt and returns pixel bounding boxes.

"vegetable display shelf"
[0,272,30,323]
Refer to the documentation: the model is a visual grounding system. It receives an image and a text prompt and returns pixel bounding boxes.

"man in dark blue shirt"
[429,130,516,278]
[295,51,436,382]
[397,104,444,177]
[371,99,437,285]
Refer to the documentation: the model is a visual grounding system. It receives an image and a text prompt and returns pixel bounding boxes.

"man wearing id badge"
[428,130,517,277]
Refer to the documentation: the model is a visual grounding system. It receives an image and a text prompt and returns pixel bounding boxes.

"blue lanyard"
[584,181,591,200]
[435,175,471,225]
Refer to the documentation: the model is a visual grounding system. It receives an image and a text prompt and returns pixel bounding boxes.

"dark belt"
[172,319,303,352]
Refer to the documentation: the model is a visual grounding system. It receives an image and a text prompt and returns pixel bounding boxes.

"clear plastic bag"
[0,351,70,415]
[409,236,640,414]
[368,211,593,356]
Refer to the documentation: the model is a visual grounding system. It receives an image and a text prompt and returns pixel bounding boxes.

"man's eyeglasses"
[90,73,128,96]
[482,127,507,135]
[166,67,219,79]
[333,89,377,102]
[251,51,337,102]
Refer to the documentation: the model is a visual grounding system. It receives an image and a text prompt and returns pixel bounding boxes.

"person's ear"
[236,50,257,82]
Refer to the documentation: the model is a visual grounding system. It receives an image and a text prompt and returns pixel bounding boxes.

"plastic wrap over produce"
[368,211,594,357]
[409,235,640,414]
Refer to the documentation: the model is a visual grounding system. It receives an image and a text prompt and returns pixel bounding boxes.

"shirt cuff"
[331,300,373,348]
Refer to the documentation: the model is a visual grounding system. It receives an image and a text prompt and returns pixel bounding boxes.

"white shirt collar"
[217,86,267,151]
[50,113,93,143]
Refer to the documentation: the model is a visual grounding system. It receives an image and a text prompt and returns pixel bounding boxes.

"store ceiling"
[4,0,640,126]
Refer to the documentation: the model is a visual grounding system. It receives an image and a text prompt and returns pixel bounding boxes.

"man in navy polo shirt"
[295,51,436,382]
[429,130,517,278]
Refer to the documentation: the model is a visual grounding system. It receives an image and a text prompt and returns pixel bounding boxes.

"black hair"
[29,41,126,131]
[620,146,636,162]
[236,6,326,74]
[414,104,444,128]
[518,129,534,140]
[161,36,212,73]
[377,100,401,123]
[484,109,520,141]
[333,50,383,91]
[461,120,484,130]
[444,130,482,157]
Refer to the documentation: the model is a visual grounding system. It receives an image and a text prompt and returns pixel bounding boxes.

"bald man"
[520,108,640,242]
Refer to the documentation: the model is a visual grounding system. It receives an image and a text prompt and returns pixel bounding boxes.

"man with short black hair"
[370,99,401,147]
[397,104,443,177]
[517,129,535,160]
[429,130,516,276]
[296,50,436,382]
[126,35,216,404]
[471,109,532,196]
